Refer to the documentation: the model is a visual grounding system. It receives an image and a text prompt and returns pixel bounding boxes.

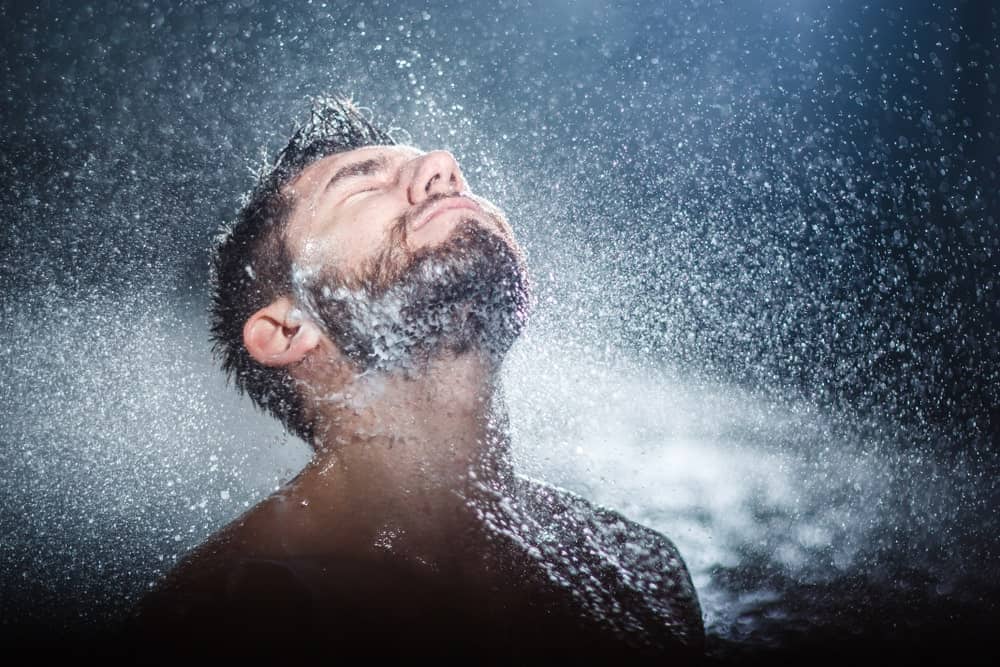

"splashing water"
[504,330,999,657]
[3,276,995,659]
[2,0,998,662]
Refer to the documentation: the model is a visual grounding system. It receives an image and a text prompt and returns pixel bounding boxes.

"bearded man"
[135,97,704,660]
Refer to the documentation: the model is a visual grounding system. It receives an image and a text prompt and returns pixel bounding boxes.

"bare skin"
[156,351,519,599]
[135,146,704,659]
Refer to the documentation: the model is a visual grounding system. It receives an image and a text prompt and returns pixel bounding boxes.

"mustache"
[400,192,506,238]
[382,194,458,248]
[404,192,457,230]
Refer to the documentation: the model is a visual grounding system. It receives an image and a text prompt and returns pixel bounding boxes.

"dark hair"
[209,96,396,443]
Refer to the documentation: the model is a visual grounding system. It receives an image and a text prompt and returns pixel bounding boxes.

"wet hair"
[209,96,396,443]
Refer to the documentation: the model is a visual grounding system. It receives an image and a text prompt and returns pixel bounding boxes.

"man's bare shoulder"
[137,490,300,611]
[518,476,693,563]
[514,475,705,652]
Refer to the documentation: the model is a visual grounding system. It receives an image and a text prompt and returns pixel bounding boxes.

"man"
[136,97,704,659]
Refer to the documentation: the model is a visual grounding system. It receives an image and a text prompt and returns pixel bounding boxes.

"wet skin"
[135,146,704,659]
[136,472,704,659]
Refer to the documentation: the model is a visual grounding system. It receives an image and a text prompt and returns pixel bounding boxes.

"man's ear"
[243,297,322,368]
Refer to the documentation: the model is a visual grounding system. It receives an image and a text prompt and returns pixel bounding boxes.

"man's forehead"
[286,144,423,190]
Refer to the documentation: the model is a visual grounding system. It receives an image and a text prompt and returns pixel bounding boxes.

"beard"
[293,214,531,373]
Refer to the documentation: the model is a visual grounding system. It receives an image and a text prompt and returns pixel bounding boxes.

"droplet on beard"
[296,220,530,374]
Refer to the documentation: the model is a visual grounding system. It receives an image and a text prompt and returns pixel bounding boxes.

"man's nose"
[406,150,467,206]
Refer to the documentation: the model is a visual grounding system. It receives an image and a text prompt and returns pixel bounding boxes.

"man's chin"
[405,219,530,356]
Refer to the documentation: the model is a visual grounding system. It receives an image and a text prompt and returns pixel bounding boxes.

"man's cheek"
[296,238,328,271]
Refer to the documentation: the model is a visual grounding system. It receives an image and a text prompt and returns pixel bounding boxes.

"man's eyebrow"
[324,155,392,193]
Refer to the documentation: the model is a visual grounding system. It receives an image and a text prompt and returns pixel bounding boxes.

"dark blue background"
[2,1,998,662]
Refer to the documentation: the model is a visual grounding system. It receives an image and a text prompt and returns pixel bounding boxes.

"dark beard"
[294,218,531,373]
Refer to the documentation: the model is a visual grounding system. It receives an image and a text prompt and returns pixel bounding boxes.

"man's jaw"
[294,220,529,376]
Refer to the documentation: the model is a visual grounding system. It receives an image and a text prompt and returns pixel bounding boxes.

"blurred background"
[1,0,997,662]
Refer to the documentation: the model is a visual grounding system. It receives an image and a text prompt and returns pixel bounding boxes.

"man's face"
[281,145,531,370]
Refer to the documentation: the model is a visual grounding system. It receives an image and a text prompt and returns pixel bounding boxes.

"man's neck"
[283,350,516,570]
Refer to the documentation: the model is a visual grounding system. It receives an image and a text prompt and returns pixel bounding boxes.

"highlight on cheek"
[296,238,322,269]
